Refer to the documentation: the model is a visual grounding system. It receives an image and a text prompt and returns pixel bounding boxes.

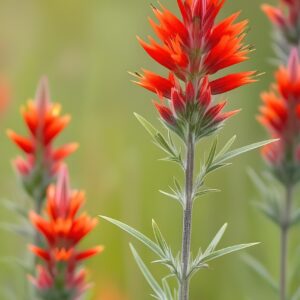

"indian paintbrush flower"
[258,48,300,184]
[262,0,300,61]
[7,77,78,209]
[29,165,103,300]
[133,0,256,142]
[251,2,300,300]
[101,1,272,300]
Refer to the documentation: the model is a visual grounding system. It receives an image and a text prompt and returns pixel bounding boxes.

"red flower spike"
[262,0,300,57]
[134,0,255,141]
[8,77,78,203]
[29,166,102,299]
[259,49,300,167]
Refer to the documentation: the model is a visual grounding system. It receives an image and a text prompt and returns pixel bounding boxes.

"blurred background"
[0,0,295,299]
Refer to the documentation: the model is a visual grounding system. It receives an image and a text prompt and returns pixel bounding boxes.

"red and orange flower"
[29,165,103,300]
[262,0,300,59]
[258,48,300,179]
[7,77,78,205]
[134,0,256,141]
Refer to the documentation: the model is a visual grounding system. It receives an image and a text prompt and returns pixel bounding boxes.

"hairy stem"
[179,131,195,300]
[280,184,293,300]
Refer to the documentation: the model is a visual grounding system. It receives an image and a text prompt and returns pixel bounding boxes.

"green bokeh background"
[0,0,295,299]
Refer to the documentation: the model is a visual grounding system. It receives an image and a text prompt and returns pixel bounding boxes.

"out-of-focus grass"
[0,0,292,299]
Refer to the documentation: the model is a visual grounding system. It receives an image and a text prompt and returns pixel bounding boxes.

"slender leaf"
[130,244,166,300]
[101,216,164,258]
[204,223,228,255]
[162,278,173,300]
[214,139,277,165]
[206,138,218,167]
[242,254,278,292]
[216,135,237,158]
[200,243,259,264]
[152,220,169,255]
[134,113,158,138]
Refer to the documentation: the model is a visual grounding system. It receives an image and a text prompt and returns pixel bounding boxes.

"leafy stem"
[280,183,294,300]
[180,130,195,300]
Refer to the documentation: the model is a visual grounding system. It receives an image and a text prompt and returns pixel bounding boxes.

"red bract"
[7,77,78,204]
[262,0,300,29]
[262,0,300,58]
[134,0,256,140]
[258,49,300,169]
[29,166,103,300]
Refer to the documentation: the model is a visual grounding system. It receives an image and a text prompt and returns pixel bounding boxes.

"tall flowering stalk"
[7,77,78,212]
[5,78,97,300]
[103,1,273,299]
[245,1,300,300]
[29,165,103,300]
[258,50,300,300]
[248,2,300,298]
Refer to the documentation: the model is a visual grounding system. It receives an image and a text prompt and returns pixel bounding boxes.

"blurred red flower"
[29,165,103,300]
[262,0,300,30]
[258,48,300,168]
[262,0,300,59]
[7,77,78,205]
[134,0,256,140]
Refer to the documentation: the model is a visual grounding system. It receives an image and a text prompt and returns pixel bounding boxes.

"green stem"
[179,131,195,300]
[280,184,293,300]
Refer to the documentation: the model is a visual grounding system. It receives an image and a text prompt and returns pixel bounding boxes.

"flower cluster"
[7,78,78,206]
[262,0,300,60]
[258,48,300,182]
[29,166,103,300]
[134,0,256,141]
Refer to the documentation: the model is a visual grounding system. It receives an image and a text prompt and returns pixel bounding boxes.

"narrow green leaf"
[206,138,218,167]
[254,202,280,226]
[242,254,278,292]
[134,113,158,138]
[130,244,166,300]
[159,190,181,202]
[204,223,227,255]
[214,139,277,165]
[155,133,176,157]
[162,278,173,300]
[173,177,182,194]
[200,243,259,264]
[101,216,164,258]
[152,220,169,255]
[216,135,237,158]
[194,188,220,199]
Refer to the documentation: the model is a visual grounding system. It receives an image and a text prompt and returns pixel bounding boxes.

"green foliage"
[130,244,171,300]
[101,116,276,299]
[247,169,300,228]
[134,113,183,168]
[0,198,33,238]
[242,254,278,292]
[102,216,257,299]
